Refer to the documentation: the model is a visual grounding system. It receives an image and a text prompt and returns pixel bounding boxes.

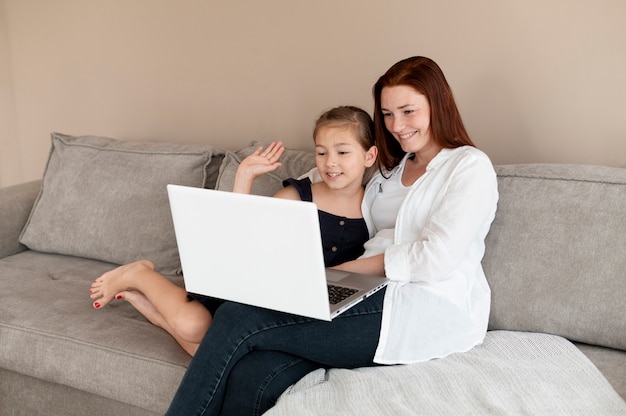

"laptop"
[167,184,389,321]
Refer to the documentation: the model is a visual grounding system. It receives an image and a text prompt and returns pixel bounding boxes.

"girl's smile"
[314,125,376,192]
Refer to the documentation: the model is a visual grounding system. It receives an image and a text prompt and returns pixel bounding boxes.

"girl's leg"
[166,289,385,416]
[116,290,201,356]
[89,260,212,346]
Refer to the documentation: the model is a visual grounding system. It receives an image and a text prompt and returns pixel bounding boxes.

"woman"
[165,56,498,415]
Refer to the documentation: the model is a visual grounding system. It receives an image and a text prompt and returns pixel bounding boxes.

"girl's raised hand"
[232,142,285,194]
[241,141,285,176]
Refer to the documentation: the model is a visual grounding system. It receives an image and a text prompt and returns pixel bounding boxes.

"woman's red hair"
[373,56,475,171]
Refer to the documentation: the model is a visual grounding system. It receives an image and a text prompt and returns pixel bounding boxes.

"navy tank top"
[283,178,369,267]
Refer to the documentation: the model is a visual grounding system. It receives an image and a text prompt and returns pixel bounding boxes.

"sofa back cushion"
[215,141,316,196]
[19,133,224,275]
[484,164,626,351]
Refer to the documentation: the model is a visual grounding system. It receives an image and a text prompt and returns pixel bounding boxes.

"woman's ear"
[365,146,378,168]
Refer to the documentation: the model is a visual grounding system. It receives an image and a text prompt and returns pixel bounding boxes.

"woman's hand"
[233,142,285,194]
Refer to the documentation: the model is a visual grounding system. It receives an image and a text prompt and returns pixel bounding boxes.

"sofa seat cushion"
[575,342,626,400]
[19,133,225,275]
[266,331,626,415]
[2,252,625,414]
[0,250,190,413]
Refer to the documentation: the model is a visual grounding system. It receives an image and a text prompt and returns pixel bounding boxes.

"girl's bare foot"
[89,260,154,309]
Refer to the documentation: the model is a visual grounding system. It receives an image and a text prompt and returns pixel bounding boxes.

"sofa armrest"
[0,180,41,259]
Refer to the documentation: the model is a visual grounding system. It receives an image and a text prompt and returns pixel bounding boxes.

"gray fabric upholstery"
[484,164,626,350]
[0,368,159,416]
[1,149,624,415]
[575,342,626,400]
[0,251,190,413]
[0,180,40,259]
[19,133,225,275]
[266,331,626,415]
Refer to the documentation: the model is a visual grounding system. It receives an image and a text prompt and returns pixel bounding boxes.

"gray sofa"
[1,133,625,415]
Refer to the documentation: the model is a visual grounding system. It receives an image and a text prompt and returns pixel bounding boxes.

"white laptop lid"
[167,184,334,320]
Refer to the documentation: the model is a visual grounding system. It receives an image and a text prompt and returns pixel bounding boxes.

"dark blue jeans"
[165,288,385,416]
[221,350,320,415]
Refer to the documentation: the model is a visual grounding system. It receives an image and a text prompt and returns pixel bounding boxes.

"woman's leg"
[89,260,212,349]
[166,289,385,416]
[220,351,320,416]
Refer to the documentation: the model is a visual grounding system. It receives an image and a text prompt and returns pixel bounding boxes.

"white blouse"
[301,146,498,364]
[361,146,499,364]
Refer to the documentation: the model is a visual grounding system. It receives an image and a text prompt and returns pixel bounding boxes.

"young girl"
[89,105,378,356]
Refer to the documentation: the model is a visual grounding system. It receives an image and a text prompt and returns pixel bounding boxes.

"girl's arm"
[332,253,386,277]
[232,142,285,194]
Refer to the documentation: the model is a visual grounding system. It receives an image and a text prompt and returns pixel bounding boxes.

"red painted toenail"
[94,302,100,309]
[115,295,122,300]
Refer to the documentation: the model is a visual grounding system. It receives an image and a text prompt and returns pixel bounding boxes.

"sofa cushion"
[19,133,224,274]
[0,250,189,413]
[575,343,626,400]
[0,180,41,259]
[484,164,626,351]
[266,331,626,415]
[215,141,316,196]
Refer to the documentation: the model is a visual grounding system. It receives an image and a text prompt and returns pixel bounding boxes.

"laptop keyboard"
[327,284,358,305]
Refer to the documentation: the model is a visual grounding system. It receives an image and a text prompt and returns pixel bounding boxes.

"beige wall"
[0,0,21,186]
[1,0,625,187]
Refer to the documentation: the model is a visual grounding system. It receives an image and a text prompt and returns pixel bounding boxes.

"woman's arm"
[385,154,498,283]
[232,142,285,194]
